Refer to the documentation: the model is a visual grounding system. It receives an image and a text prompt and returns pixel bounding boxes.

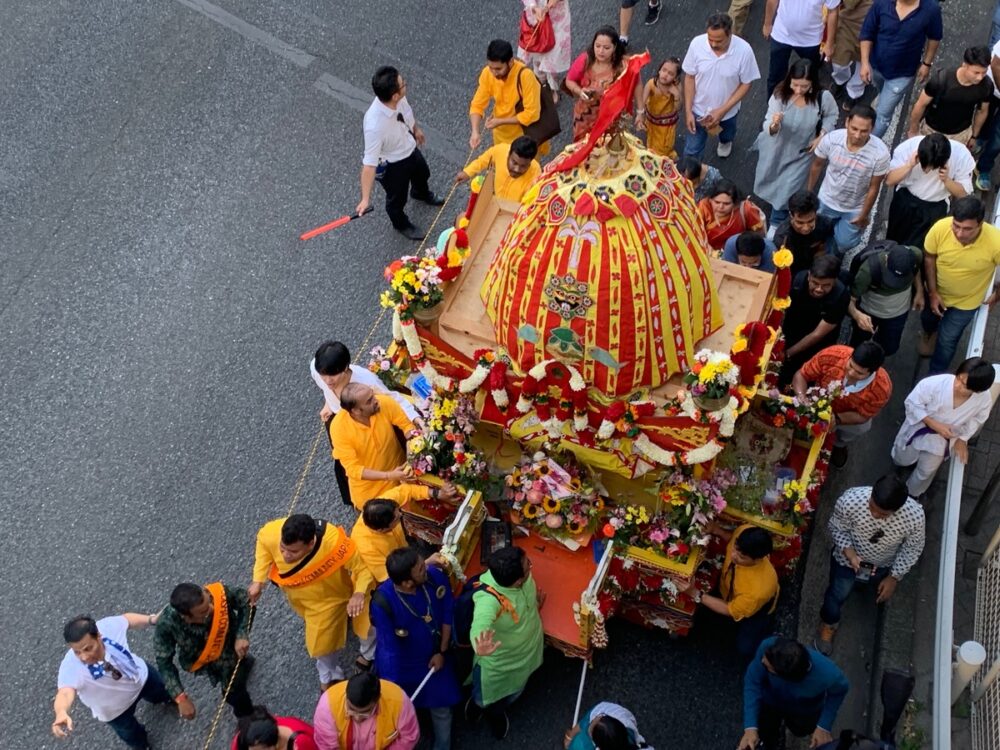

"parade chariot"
[371,59,834,661]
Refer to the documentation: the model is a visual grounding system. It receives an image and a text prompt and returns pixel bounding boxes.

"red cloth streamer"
[554,51,651,173]
[775,268,792,298]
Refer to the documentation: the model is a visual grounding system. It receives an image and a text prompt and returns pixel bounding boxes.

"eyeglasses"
[101,662,123,680]
[868,529,886,545]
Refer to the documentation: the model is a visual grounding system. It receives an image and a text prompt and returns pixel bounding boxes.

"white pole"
[952,641,987,704]
[971,657,1000,703]
[409,667,436,701]
[572,659,589,727]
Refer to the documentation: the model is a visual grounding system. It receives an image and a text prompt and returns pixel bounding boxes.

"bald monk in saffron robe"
[330,383,459,511]
[248,514,376,688]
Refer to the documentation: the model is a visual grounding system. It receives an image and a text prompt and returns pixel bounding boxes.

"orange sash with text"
[190,582,229,672]
[268,525,356,589]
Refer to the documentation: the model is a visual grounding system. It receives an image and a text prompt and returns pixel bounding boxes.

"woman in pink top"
[232,706,318,750]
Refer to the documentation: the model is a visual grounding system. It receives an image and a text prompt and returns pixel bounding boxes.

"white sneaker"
[717,141,733,158]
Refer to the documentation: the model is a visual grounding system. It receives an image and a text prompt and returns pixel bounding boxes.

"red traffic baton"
[299,206,374,241]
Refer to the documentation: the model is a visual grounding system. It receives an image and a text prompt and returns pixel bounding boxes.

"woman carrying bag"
[518,0,572,102]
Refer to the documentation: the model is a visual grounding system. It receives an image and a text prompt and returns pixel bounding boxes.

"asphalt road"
[1,0,991,748]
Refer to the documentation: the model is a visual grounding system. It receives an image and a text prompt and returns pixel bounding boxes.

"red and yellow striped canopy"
[481,134,723,397]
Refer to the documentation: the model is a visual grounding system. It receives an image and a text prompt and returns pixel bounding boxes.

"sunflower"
[567,518,584,535]
[593,497,605,511]
[523,503,540,519]
[542,497,562,513]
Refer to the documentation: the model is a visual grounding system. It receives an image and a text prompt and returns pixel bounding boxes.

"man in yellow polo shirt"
[697,524,779,660]
[455,136,541,204]
[920,195,1000,373]
[351,499,408,583]
[469,39,540,151]
[330,383,459,511]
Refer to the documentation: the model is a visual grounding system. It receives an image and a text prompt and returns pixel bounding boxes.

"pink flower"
[379,361,391,371]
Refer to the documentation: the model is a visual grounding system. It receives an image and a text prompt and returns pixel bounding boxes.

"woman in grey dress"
[753,59,837,227]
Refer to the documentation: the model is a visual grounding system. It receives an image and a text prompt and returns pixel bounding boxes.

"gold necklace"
[394,584,434,624]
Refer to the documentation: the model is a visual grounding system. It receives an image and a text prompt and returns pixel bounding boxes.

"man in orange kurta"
[456,137,541,204]
[351,499,408,583]
[468,40,541,151]
[249,514,375,688]
[330,383,458,511]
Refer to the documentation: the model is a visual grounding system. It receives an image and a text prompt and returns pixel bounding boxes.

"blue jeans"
[769,207,789,228]
[767,40,822,102]
[871,69,915,139]
[817,201,863,256]
[428,707,453,750]
[683,114,739,160]
[977,95,1000,175]
[848,304,910,356]
[820,555,890,625]
[106,667,172,748]
[921,304,978,374]
[992,0,1000,48]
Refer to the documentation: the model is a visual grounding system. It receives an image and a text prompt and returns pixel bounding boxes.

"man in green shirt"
[848,241,923,356]
[467,546,545,740]
[154,582,254,719]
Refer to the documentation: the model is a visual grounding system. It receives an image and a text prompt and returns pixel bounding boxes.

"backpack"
[848,239,906,289]
[451,574,511,648]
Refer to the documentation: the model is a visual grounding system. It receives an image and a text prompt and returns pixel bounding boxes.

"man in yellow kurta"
[469,39,540,151]
[248,514,375,688]
[351,499,408,583]
[456,136,541,204]
[331,383,458,511]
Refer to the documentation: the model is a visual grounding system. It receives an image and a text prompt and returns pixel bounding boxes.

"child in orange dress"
[640,58,682,159]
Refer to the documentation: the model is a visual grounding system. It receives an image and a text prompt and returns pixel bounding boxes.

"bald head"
[340,383,379,420]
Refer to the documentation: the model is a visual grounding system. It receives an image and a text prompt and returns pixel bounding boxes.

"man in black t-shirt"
[908,46,992,146]
[772,190,837,276]
[779,255,851,386]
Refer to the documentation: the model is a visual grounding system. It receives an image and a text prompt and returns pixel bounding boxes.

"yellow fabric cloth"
[924,218,1000,310]
[330,395,429,511]
[326,679,407,749]
[350,515,408,583]
[463,143,541,203]
[644,87,679,159]
[252,519,374,657]
[469,61,540,146]
[719,524,779,621]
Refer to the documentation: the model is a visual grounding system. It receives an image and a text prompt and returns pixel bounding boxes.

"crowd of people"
[52,1,1000,749]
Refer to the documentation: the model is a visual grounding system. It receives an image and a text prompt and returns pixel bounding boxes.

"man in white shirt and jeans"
[814,474,925,655]
[356,66,444,241]
[53,613,171,748]
[682,13,761,160]
[763,0,840,97]
[807,104,890,256]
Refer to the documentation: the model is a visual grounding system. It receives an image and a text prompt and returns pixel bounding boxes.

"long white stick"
[409,667,436,701]
[572,659,588,727]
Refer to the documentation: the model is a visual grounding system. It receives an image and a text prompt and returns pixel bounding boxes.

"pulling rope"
[197,145,477,748]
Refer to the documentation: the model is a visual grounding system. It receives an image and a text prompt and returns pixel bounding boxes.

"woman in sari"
[564,26,640,141]
[892,358,997,498]
[753,59,837,228]
[697,179,765,254]
[232,706,318,750]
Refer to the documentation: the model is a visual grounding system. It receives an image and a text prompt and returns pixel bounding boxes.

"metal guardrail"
[932,213,997,748]
[972,522,1000,748]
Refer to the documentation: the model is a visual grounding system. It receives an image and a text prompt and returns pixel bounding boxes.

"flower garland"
[437,547,466,582]
[596,399,657,441]
[458,349,510,410]
[573,590,608,648]
[393,308,455,392]
[730,321,775,396]
[632,392,739,467]
[768,246,794,329]
[516,359,590,434]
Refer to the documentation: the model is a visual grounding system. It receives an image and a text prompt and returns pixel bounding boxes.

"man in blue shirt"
[858,0,943,138]
[723,231,777,273]
[738,636,850,750]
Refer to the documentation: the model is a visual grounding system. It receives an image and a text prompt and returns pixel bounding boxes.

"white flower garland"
[394,309,454,391]
[437,547,466,582]
[632,396,739,467]
[458,365,489,393]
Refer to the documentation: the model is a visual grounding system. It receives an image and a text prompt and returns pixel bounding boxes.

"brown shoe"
[814,623,837,655]
[918,331,937,357]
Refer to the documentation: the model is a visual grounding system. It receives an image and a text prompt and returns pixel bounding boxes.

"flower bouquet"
[381,255,445,322]
[505,451,604,540]
[366,346,410,393]
[407,387,491,491]
[760,384,840,441]
[683,349,740,412]
[601,471,734,563]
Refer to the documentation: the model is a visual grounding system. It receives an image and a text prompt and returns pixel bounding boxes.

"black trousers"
[324,415,354,508]
[379,148,432,229]
[758,702,822,748]
[886,186,947,249]
[223,657,254,717]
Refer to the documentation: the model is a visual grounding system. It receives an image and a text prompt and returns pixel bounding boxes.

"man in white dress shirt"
[682,13,761,160]
[355,66,443,241]
[311,340,418,508]
[53,613,171,748]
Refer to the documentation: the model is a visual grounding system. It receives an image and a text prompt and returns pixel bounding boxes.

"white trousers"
[831,62,866,100]
[891,443,946,496]
[315,627,378,683]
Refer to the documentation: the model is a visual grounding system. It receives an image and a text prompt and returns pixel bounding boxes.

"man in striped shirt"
[814,474,925,655]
